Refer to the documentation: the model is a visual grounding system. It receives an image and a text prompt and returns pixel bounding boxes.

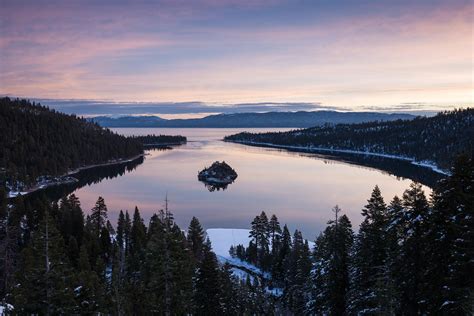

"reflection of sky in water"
[74,128,431,240]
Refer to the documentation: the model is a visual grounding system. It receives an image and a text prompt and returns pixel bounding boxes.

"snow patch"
[206,228,268,279]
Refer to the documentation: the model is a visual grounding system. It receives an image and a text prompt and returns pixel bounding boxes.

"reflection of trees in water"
[202,181,231,192]
[259,146,444,188]
[24,156,145,202]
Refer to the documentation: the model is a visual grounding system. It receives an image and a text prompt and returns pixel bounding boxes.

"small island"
[128,134,187,148]
[198,161,238,191]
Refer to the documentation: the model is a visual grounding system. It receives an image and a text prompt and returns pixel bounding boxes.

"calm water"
[68,128,435,239]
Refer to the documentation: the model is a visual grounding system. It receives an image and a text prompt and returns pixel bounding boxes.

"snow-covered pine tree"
[392,182,431,314]
[348,185,394,314]
[307,207,353,315]
[424,155,473,314]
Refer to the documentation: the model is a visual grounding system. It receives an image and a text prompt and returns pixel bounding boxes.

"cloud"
[0,0,472,108]
[16,98,340,116]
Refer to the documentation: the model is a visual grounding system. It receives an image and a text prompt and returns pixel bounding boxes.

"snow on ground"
[0,304,13,314]
[206,228,314,283]
[8,191,28,198]
[207,228,250,260]
[206,228,268,280]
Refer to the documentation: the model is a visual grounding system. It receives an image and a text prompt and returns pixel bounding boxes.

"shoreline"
[226,140,450,176]
[8,153,145,198]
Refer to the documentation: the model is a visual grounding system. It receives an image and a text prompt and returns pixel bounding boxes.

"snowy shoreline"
[206,228,314,286]
[7,153,144,198]
[227,140,449,176]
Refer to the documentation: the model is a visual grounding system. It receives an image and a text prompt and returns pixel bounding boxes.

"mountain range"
[90,111,415,128]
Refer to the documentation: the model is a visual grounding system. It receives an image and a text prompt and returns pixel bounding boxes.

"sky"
[0,0,472,116]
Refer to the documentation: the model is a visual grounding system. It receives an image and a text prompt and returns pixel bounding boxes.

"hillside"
[0,98,143,188]
[90,111,415,128]
[225,108,473,171]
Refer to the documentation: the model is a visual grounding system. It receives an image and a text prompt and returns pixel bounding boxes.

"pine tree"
[424,155,474,314]
[348,185,393,314]
[74,244,107,314]
[392,182,430,314]
[284,229,311,313]
[219,263,239,315]
[90,196,108,237]
[0,187,19,299]
[116,210,128,286]
[272,224,291,286]
[249,211,270,269]
[143,210,193,314]
[129,207,146,272]
[307,231,329,314]
[124,211,131,255]
[308,207,353,315]
[13,209,76,314]
[193,239,223,315]
[187,216,205,262]
[269,214,282,255]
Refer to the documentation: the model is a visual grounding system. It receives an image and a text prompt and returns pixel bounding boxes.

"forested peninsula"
[225,108,473,172]
[0,98,185,194]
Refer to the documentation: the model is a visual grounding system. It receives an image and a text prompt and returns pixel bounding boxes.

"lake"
[64,128,438,239]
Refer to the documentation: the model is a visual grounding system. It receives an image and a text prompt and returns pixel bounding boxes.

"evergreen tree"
[187,216,206,262]
[269,214,282,255]
[219,263,239,315]
[143,210,193,314]
[392,182,430,314]
[308,207,353,315]
[0,187,19,299]
[249,211,270,269]
[348,185,393,314]
[74,244,107,314]
[272,224,291,286]
[129,207,146,272]
[90,196,108,237]
[123,211,131,256]
[193,238,223,315]
[284,229,311,314]
[424,155,474,314]
[13,209,76,314]
[115,210,128,284]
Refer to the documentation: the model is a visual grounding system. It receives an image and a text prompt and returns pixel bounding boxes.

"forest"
[0,155,471,314]
[128,135,187,146]
[224,108,474,171]
[0,98,143,188]
[0,98,186,192]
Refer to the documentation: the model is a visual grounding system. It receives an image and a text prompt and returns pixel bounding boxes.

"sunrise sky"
[1,0,472,115]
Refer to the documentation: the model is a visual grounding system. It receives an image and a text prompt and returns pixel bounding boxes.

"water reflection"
[25,156,145,201]
[251,146,444,188]
[22,128,444,238]
[201,182,231,192]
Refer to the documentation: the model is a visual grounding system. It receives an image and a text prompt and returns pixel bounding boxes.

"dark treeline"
[0,97,143,188]
[128,134,187,145]
[0,191,273,314]
[225,108,473,171]
[0,156,472,314]
[230,155,473,315]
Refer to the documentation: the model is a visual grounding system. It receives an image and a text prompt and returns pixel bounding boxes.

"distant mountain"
[90,111,416,128]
